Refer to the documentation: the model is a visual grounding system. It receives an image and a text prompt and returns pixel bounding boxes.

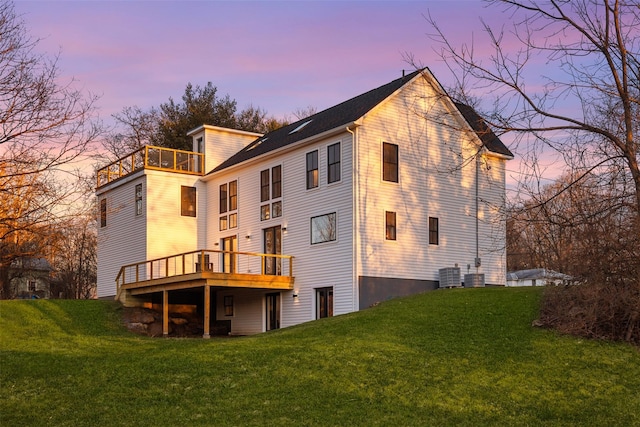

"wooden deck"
[96,145,204,188]
[115,250,294,338]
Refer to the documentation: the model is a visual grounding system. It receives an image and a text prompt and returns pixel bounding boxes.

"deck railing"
[115,249,294,291]
[97,145,204,188]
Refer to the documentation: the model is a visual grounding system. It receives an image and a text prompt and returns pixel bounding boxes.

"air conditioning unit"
[439,267,461,288]
[464,273,485,288]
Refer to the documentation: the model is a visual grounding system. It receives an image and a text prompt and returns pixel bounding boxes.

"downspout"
[475,149,483,273]
[346,125,358,311]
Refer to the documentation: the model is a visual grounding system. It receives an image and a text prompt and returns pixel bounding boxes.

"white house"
[95,69,513,336]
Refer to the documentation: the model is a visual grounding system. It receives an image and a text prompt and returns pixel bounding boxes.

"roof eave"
[187,124,263,138]
[203,121,362,180]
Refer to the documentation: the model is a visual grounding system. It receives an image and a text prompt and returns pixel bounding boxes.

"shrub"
[537,280,640,345]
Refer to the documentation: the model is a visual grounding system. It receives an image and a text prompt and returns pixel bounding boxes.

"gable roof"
[211,69,512,173]
[454,102,514,158]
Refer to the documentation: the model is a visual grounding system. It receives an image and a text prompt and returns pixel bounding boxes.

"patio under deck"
[116,249,294,338]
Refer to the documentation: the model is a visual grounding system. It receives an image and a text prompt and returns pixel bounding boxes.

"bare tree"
[100,106,159,160]
[0,0,102,298]
[507,171,639,284]
[50,214,97,299]
[423,0,639,217]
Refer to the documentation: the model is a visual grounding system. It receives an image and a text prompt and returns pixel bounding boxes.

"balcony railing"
[115,249,294,293]
[96,145,204,188]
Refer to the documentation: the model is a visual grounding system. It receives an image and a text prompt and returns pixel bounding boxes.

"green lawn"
[1,287,638,426]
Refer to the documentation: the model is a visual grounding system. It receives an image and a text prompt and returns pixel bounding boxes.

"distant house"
[95,69,513,336]
[506,268,573,287]
[9,257,52,299]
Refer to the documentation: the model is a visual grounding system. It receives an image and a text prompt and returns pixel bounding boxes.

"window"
[383,142,399,182]
[271,201,282,218]
[229,181,237,211]
[328,142,341,183]
[260,166,283,221]
[100,198,107,227]
[181,186,196,217]
[219,183,227,214]
[219,180,238,230]
[429,217,439,245]
[386,211,396,241]
[261,205,270,221]
[28,280,36,292]
[311,212,337,244]
[316,287,334,319]
[224,296,234,316]
[272,165,281,199]
[135,184,143,216]
[260,169,270,202]
[306,150,318,189]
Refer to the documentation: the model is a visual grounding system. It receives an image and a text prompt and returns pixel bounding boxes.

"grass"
[1,287,639,426]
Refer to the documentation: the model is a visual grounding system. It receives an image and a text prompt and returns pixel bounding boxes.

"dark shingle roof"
[211,70,512,173]
[211,70,423,173]
[454,102,514,158]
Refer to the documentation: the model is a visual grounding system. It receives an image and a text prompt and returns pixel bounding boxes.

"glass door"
[265,292,280,331]
[221,235,237,273]
[263,226,281,275]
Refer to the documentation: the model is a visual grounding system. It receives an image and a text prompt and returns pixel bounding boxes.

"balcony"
[116,249,295,298]
[96,145,204,188]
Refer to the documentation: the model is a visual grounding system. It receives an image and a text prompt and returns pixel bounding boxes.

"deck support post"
[203,285,211,339]
[163,290,169,337]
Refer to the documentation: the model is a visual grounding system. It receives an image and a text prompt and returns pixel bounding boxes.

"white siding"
[145,171,201,259]
[96,173,147,297]
[216,289,264,335]
[96,170,203,297]
[190,126,261,173]
[355,75,508,286]
[205,133,355,330]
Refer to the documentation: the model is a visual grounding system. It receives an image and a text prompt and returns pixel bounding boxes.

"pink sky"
[15,1,506,119]
[13,0,566,190]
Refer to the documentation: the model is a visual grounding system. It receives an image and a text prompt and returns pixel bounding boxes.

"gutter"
[202,120,363,181]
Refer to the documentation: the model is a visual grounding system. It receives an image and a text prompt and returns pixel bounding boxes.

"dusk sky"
[13,0,565,186]
[15,0,511,120]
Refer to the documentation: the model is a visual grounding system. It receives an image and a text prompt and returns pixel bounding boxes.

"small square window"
[272,201,282,218]
[220,216,228,231]
[386,211,396,241]
[261,205,270,221]
[311,212,337,244]
[229,213,237,229]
